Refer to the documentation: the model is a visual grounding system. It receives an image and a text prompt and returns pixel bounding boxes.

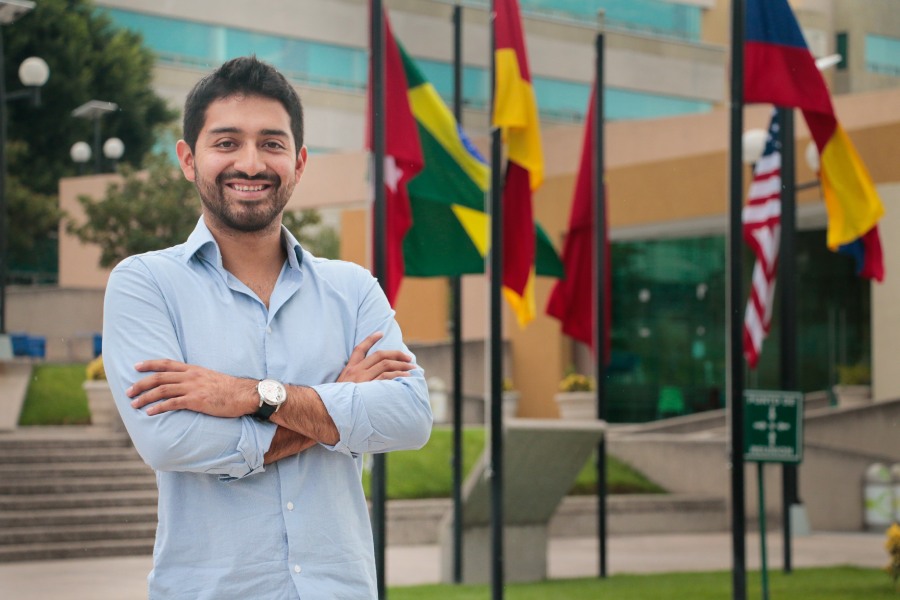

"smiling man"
[101,56,432,600]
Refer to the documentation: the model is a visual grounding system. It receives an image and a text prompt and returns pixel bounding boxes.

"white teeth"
[232,184,266,192]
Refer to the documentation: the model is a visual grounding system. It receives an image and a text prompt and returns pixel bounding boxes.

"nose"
[233,145,265,176]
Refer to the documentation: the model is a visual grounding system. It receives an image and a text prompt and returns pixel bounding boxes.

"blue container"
[10,333,28,357]
[92,333,103,357]
[26,336,46,359]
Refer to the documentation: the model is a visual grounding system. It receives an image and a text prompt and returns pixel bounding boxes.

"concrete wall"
[608,398,900,531]
[6,287,104,363]
[872,182,900,402]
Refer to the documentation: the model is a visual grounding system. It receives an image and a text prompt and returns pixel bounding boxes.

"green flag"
[398,43,563,279]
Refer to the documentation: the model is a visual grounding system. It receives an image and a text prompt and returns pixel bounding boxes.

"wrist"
[245,379,260,415]
[254,378,288,421]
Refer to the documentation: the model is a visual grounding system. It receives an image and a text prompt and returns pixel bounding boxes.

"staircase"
[0,428,157,562]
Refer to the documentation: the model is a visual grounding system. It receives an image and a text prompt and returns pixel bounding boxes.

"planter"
[554,391,596,420]
[502,391,520,419]
[83,380,126,432]
[832,384,872,408]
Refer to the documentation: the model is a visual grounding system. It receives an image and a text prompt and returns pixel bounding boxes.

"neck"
[203,214,287,306]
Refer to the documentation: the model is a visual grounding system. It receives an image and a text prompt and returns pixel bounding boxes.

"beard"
[194,168,294,233]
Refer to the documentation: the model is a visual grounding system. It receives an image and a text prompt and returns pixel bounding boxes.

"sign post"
[743,390,804,600]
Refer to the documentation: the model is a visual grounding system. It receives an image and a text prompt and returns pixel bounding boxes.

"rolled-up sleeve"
[103,259,276,479]
[314,271,432,456]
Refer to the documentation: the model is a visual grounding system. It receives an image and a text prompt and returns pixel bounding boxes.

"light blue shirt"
[102,217,432,599]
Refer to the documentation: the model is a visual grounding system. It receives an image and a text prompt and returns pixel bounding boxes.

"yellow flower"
[885,523,900,583]
[85,355,106,381]
[558,373,595,392]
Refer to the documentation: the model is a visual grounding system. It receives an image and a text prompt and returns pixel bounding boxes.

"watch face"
[258,379,287,405]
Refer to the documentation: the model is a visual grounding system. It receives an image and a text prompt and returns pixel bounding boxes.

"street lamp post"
[0,0,49,334]
[72,100,118,173]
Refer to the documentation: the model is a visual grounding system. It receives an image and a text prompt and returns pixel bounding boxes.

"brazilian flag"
[397,43,563,280]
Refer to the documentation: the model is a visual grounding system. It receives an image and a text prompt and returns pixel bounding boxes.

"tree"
[68,155,340,268]
[3,0,176,276]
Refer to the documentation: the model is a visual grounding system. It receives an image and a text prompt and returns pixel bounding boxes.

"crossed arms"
[126,332,416,464]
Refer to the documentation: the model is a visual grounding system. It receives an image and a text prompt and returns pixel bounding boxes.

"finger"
[134,359,189,373]
[129,382,186,408]
[348,332,384,365]
[127,371,188,398]
[371,359,416,373]
[359,349,412,369]
[143,397,186,416]
[376,371,412,380]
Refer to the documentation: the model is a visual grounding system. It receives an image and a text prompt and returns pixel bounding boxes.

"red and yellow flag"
[745,0,884,281]
[493,0,544,325]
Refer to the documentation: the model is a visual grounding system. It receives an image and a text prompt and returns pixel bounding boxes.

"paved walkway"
[0,531,886,598]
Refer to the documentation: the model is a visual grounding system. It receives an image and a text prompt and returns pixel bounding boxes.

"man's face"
[176,94,306,234]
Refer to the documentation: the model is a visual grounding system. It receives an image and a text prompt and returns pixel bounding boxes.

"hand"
[265,426,317,464]
[337,332,416,383]
[127,359,257,418]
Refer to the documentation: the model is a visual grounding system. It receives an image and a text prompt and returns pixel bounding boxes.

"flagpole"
[489,1,505,597]
[728,1,748,599]
[777,105,798,574]
[450,2,465,585]
[592,31,608,580]
[369,1,388,597]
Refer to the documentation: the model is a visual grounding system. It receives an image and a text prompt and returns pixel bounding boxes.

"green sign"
[743,390,804,463]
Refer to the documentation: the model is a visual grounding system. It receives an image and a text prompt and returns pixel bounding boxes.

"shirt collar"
[183,216,305,270]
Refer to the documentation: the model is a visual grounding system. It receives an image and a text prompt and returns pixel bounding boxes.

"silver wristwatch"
[254,379,287,421]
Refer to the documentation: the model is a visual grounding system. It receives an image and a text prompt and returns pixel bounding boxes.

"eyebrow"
[207,126,290,137]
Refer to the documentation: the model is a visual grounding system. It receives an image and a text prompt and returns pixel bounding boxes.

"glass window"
[465,0,702,41]
[605,230,870,423]
[835,32,848,71]
[418,58,709,122]
[104,8,367,91]
[865,34,900,77]
[104,7,712,122]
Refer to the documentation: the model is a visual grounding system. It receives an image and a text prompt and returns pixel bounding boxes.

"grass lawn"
[17,363,91,426]
[389,567,894,599]
[363,426,664,500]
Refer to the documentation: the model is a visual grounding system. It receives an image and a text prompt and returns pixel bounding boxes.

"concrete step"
[0,461,152,479]
[0,429,132,451]
[0,538,155,562]
[0,476,157,496]
[0,447,142,464]
[0,490,158,511]
[0,505,158,529]
[0,521,157,546]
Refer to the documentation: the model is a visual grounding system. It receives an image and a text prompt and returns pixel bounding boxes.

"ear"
[295,146,308,181]
[175,140,196,182]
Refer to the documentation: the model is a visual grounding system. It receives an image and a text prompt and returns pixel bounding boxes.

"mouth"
[227,183,271,193]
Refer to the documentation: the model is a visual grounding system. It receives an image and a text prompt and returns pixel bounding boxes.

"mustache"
[216,170,280,185]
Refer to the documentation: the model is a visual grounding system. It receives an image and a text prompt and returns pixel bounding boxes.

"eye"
[214,140,237,149]
[263,140,287,150]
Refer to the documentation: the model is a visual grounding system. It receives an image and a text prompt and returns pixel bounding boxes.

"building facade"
[44,0,900,420]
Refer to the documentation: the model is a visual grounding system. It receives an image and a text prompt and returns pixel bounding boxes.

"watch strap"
[253,402,277,421]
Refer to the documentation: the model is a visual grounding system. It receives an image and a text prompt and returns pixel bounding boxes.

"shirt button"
[286,501,294,511]
[266,326,272,334]
[294,564,302,574]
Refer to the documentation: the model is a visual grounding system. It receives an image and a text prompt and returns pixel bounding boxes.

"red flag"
[546,85,610,356]
[493,0,543,326]
[366,5,424,304]
[742,111,782,369]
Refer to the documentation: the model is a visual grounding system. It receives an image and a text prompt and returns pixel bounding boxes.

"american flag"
[743,110,782,369]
